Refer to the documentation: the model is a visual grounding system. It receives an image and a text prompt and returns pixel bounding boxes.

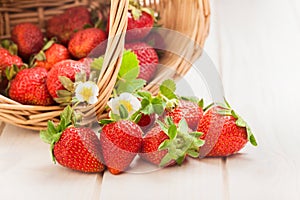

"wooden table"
[1,0,300,199]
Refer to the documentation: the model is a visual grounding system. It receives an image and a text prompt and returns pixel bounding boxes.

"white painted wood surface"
[1,0,300,199]
[0,125,102,200]
[213,0,300,199]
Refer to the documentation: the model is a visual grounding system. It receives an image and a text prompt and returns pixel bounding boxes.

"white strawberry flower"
[108,92,141,117]
[75,81,99,104]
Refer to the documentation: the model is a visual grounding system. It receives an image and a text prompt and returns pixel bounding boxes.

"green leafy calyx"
[158,79,179,110]
[157,117,205,167]
[1,39,18,55]
[40,106,76,163]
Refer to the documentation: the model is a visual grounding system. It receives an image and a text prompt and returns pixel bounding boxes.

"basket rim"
[0,0,211,130]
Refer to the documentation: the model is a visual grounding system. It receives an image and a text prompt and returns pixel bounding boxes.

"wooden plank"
[100,158,224,200]
[0,124,102,200]
[215,0,300,199]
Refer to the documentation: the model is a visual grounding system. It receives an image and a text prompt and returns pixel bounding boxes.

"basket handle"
[89,0,129,119]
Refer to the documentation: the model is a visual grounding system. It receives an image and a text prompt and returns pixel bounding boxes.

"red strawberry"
[125,42,158,82]
[11,23,44,60]
[46,6,93,45]
[100,120,143,175]
[139,125,169,166]
[35,43,70,71]
[0,47,23,78]
[140,118,204,167]
[40,106,105,173]
[197,103,257,157]
[79,57,94,66]
[0,47,23,93]
[164,100,203,131]
[144,30,165,50]
[54,127,104,173]
[0,47,23,70]
[106,1,154,42]
[9,67,54,105]
[46,60,89,99]
[126,11,154,42]
[68,28,107,59]
[126,1,155,42]
[143,30,165,58]
[137,113,156,133]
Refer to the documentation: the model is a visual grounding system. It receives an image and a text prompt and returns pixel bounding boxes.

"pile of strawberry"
[0,1,258,175]
[40,77,257,175]
[0,1,161,105]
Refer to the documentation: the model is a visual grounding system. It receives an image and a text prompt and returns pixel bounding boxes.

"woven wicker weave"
[0,0,210,130]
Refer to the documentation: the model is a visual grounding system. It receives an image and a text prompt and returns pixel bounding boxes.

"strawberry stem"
[157,117,205,167]
[40,106,76,163]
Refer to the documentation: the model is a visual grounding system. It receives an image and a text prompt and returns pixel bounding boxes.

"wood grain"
[0,124,102,200]
[214,0,300,199]
[100,158,224,200]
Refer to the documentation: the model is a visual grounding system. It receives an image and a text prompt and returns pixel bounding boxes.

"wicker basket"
[0,0,210,131]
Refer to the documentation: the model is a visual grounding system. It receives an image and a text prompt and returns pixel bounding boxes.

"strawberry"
[35,43,70,71]
[139,125,169,166]
[68,28,107,59]
[0,47,23,74]
[9,67,54,105]
[144,30,165,50]
[100,120,143,175]
[137,113,156,133]
[46,60,90,99]
[106,1,155,42]
[140,118,204,167]
[11,23,44,60]
[125,42,158,82]
[143,30,165,58]
[126,11,154,42]
[164,99,203,131]
[40,106,105,173]
[197,102,257,157]
[46,6,93,45]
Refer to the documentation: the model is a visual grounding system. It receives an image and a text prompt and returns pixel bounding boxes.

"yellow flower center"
[119,100,133,113]
[80,87,93,102]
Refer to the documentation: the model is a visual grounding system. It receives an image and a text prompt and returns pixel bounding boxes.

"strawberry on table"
[197,101,257,157]
[100,120,143,175]
[164,99,204,131]
[68,28,107,59]
[11,22,44,61]
[125,42,158,82]
[8,67,54,106]
[140,118,204,167]
[100,92,143,175]
[40,106,105,173]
